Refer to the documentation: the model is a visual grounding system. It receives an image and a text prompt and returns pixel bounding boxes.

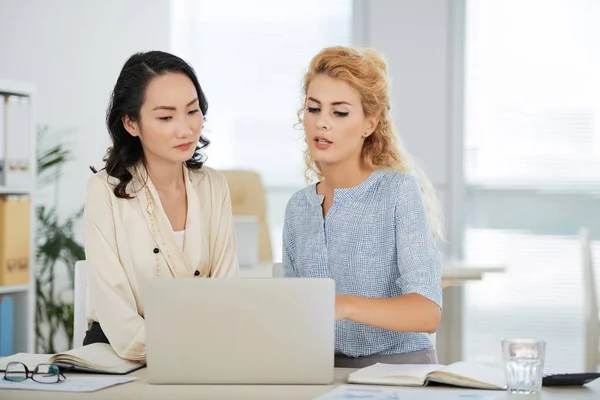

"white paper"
[314,385,399,400]
[394,389,502,400]
[0,376,135,392]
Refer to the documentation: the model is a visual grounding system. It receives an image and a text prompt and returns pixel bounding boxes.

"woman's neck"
[144,157,185,193]
[318,161,374,193]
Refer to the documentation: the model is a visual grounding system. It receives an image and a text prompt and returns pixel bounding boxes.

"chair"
[272,262,284,277]
[73,260,88,348]
[581,227,599,372]
[220,170,273,262]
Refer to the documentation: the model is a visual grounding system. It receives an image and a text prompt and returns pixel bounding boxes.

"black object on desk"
[543,373,600,387]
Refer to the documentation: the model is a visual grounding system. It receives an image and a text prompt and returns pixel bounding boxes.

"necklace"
[143,183,200,277]
[144,185,171,277]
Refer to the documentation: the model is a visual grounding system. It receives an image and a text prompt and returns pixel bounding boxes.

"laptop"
[142,277,335,384]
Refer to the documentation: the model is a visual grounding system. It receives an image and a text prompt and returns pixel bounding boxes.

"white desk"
[239,261,506,288]
[2,368,598,399]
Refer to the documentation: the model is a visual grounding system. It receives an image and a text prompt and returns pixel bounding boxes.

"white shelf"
[0,284,29,295]
[0,79,36,97]
[0,78,36,353]
[0,186,30,195]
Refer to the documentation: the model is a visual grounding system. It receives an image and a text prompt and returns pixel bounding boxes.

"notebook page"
[0,353,52,370]
[348,363,445,386]
[430,361,506,389]
[53,343,143,373]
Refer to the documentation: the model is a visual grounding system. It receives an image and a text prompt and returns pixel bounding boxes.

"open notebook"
[0,343,145,375]
[347,361,506,390]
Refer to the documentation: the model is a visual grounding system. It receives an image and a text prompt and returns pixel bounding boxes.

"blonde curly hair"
[299,46,444,239]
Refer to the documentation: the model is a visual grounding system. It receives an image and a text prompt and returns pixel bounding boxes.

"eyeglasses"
[3,362,66,384]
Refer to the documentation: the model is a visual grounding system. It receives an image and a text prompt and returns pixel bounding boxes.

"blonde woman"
[283,46,443,368]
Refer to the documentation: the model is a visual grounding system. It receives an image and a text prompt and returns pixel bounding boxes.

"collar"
[305,168,387,206]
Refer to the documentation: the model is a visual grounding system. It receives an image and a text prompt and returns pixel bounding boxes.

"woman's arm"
[336,175,442,333]
[84,176,147,361]
[282,200,300,277]
[336,293,440,333]
[208,173,239,277]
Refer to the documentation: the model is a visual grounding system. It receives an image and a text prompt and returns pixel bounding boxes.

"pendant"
[146,200,154,215]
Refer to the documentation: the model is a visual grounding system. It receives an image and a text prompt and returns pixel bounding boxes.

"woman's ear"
[122,115,139,137]
[364,113,380,137]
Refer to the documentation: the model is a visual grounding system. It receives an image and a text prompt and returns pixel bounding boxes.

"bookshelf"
[0,79,36,354]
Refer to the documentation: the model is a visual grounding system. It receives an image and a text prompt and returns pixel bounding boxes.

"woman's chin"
[171,149,196,163]
[313,157,341,168]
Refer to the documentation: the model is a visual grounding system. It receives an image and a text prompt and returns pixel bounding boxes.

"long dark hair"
[96,50,209,198]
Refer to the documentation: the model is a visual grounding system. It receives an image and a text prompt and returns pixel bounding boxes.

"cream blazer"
[83,163,239,361]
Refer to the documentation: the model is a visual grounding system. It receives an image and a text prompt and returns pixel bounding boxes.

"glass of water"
[502,338,546,394]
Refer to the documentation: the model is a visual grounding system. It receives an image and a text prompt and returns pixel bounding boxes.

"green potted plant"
[34,125,85,353]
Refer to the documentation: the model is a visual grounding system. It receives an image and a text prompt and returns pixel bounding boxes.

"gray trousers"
[335,347,438,368]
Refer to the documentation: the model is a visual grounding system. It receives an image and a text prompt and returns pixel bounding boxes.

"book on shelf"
[0,95,5,186]
[0,196,30,286]
[3,95,31,189]
[0,295,13,356]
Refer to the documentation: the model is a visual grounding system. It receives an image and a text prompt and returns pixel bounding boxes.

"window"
[463,0,600,372]
[171,0,353,260]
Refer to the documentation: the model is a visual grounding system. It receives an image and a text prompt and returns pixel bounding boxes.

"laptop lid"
[143,277,335,384]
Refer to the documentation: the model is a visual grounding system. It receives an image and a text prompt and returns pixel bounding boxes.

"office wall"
[355,0,465,363]
[1,0,462,247]
[355,0,464,255]
[0,0,171,222]
[0,0,171,350]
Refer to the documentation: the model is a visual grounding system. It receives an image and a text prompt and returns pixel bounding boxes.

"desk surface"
[2,368,599,400]
[242,262,506,287]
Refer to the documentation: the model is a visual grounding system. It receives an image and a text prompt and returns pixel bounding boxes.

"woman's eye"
[158,116,172,121]
[334,112,349,117]
[189,109,200,115]
[307,107,320,113]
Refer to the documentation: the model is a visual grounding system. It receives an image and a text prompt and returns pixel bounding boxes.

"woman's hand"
[335,294,353,320]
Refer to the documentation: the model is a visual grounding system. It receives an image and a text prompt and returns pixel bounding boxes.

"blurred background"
[0,0,599,374]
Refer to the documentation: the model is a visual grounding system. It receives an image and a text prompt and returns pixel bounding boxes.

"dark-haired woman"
[82,51,239,361]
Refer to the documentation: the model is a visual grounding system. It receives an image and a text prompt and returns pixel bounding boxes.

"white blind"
[170,0,353,188]
[463,0,600,372]
[464,0,600,186]
[170,0,353,260]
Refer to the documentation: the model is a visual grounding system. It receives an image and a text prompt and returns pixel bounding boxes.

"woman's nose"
[175,119,193,138]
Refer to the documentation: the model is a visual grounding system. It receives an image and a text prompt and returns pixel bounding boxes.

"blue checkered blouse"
[282,169,442,358]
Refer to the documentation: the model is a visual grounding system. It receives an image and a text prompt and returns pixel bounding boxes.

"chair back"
[581,228,599,372]
[73,260,88,347]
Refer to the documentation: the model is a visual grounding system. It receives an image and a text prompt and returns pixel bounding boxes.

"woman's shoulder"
[84,169,123,209]
[377,169,421,195]
[285,185,318,215]
[86,169,117,194]
[188,165,228,191]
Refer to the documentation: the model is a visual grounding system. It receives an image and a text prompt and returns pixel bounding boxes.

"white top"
[173,230,185,249]
[83,164,239,362]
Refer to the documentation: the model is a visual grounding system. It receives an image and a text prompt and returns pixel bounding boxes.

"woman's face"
[303,74,377,169]
[124,72,203,165]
